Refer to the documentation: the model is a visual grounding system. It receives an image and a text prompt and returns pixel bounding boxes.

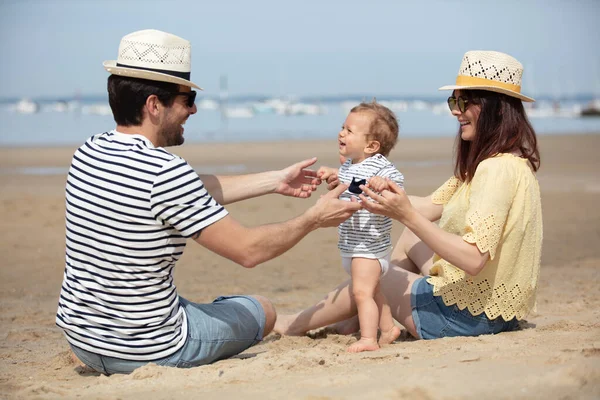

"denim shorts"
[70,295,265,375]
[411,277,519,340]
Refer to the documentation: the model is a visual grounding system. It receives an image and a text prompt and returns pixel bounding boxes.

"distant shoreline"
[0,130,598,151]
[1,93,599,104]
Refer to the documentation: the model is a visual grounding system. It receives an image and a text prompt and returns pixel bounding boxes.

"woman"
[275,50,543,345]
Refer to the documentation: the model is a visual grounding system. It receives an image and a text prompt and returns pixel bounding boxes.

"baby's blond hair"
[349,101,399,157]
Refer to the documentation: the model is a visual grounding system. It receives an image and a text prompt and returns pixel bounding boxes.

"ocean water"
[1,99,599,148]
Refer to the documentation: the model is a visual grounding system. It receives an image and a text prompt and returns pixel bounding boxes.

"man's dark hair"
[454,90,540,182]
[107,75,180,126]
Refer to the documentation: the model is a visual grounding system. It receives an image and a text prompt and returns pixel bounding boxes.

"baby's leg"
[348,258,382,353]
[375,287,401,345]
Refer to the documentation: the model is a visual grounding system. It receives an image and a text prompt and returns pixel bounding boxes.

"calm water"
[1,101,599,147]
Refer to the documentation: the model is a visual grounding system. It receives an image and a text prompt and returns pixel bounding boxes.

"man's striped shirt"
[338,154,404,258]
[56,131,228,360]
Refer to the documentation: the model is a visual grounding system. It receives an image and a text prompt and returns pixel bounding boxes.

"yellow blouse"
[427,154,543,321]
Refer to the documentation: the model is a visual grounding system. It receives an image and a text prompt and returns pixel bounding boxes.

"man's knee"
[250,295,276,337]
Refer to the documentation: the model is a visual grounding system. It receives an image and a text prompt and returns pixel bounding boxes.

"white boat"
[82,103,112,116]
[13,98,39,114]
[197,99,219,111]
[224,106,254,119]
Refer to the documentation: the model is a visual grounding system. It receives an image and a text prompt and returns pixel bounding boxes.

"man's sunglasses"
[447,96,470,113]
[173,90,197,108]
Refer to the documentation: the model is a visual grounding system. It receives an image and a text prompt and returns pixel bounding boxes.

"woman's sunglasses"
[173,90,197,108]
[447,96,470,113]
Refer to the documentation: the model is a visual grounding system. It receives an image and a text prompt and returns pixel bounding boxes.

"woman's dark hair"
[454,90,540,182]
[107,75,180,126]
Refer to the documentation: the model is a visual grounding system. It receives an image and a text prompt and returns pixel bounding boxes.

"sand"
[0,134,599,399]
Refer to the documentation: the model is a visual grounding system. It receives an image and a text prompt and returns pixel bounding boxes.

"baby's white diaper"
[342,253,391,277]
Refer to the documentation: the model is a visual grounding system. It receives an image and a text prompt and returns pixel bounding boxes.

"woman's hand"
[359,178,415,223]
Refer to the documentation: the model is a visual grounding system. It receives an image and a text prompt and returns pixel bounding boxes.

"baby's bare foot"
[347,338,379,353]
[379,326,401,345]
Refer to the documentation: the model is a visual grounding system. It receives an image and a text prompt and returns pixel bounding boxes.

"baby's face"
[338,111,372,163]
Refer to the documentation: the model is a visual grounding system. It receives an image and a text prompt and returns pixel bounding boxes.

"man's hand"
[317,166,340,191]
[309,184,362,228]
[275,158,321,198]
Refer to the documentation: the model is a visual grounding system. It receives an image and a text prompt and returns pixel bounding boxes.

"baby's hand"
[367,176,389,193]
[317,166,340,190]
[317,166,338,181]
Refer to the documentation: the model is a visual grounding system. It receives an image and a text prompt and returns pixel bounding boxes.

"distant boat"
[197,99,219,111]
[82,103,112,116]
[580,99,600,117]
[13,98,39,114]
[224,106,254,119]
[524,101,579,119]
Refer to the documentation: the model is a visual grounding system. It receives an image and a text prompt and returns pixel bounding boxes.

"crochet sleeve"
[462,158,517,260]
[431,176,460,204]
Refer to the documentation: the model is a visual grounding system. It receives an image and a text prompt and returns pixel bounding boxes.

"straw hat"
[439,50,534,102]
[103,29,202,90]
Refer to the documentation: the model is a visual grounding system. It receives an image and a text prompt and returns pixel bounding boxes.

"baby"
[318,101,404,352]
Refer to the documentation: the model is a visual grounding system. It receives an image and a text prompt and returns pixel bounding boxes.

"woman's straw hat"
[439,50,534,102]
[103,29,202,90]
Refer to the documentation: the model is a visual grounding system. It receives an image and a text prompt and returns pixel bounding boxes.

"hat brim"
[103,60,203,90]
[438,84,534,102]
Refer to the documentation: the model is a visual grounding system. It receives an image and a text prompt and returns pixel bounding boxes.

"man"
[56,29,360,374]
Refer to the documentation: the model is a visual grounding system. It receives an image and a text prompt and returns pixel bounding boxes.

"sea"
[1,94,599,148]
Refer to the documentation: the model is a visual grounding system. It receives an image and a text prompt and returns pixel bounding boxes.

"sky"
[1,0,599,99]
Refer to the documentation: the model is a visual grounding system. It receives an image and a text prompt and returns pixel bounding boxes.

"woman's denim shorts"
[411,277,519,340]
[70,295,265,375]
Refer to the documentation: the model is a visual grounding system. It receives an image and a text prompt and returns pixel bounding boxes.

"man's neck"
[115,124,159,146]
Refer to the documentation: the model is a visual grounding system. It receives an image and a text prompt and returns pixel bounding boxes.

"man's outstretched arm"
[193,184,360,268]
[199,158,321,205]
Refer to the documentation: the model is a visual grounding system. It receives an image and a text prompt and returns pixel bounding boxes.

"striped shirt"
[338,154,404,258]
[56,130,228,361]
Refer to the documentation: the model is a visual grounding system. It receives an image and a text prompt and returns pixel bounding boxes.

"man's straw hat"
[439,50,534,102]
[103,29,202,90]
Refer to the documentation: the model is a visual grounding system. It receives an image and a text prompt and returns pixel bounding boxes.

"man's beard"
[159,121,185,147]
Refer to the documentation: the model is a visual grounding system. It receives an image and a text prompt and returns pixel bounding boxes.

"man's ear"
[145,94,162,119]
[365,140,381,155]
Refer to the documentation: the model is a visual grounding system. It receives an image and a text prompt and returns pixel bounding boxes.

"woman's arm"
[199,158,320,205]
[407,195,443,222]
[360,181,488,276]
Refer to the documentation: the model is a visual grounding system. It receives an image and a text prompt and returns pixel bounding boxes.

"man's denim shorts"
[411,277,519,340]
[70,295,266,375]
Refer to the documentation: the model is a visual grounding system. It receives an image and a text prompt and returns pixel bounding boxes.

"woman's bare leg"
[325,227,434,335]
[375,286,401,345]
[381,227,435,337]
[274,227,433,337]
[379,263,421,338]
[391,227,435,276]
[274,279,356,335]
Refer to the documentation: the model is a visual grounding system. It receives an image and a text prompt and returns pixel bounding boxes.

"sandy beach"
[1,134,599,399]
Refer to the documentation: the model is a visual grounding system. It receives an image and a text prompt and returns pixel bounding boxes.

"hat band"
[116,62,191,80]
[456,75,521,93]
